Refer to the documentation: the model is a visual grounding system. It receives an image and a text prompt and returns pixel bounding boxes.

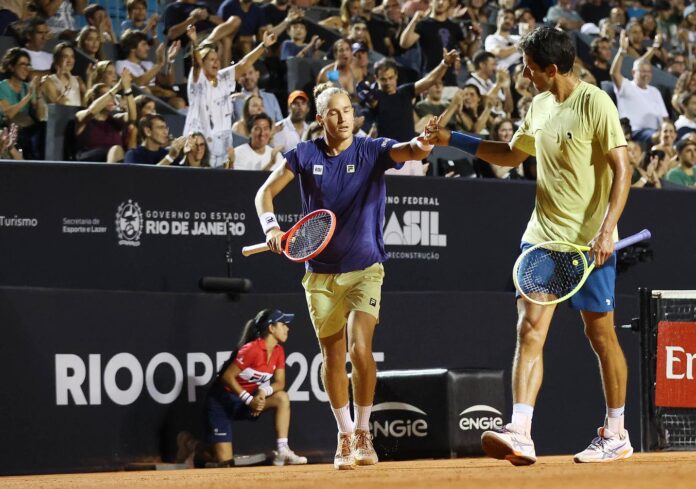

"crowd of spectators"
[0,0,694,188]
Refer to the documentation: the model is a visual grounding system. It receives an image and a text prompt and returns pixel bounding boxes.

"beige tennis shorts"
[301,262,385,338]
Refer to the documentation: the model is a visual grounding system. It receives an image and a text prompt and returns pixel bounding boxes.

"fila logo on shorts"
[313,165,323,175]
[369,298,377,306]
[347,164,355,173]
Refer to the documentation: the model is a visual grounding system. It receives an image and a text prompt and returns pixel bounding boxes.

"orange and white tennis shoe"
[351,429,378,466]
[574,427,633,463]
[481,424,537,466]
[334,432,355,470]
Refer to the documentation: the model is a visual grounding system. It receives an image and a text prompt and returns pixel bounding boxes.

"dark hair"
[492,117,514,142]
[138,113,165,137]
[77,26,103,59]
[120,29,149,56]
[216,309,275,378]
[472,50,495,69]
[590,36,610,57]
[22,16,47,42]
[374,57,398,77]
[680,91,696,109]
[51,42,75,73]
[288,17,305,27]
[242,94,264,123]
[641,149,665,171]
[248,112,273,131]
[135,94,155,114]
[183,132,210,167]
[518,26,576,74]
[83,4,106,21]
[0,47,30,75]
[126,0,147,14]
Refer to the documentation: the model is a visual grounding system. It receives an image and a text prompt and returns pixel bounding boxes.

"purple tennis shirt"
[284,136,400,273]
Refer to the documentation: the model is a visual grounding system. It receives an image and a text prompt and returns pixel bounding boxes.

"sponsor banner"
[372,370,450,459]
[655,322,696,408]
[0,162,533,293]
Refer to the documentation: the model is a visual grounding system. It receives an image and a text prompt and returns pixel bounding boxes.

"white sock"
[277,438,288,450]
[354,403,372,432]
[511,403,534,436]
[606,405,625,435]
[331,403,354,434]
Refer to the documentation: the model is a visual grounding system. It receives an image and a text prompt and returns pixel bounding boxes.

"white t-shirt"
[271,117,307,153]
[46,0,77,33]
[484,33,521,70]
[184,65,236,167]
[25,49,52,71]
[234,143,285,171]
[614,79,668,132]
[675,115,696,132]
[116,59,155,86]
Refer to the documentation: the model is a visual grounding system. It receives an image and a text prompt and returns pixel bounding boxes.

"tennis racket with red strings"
[242,209,336,263]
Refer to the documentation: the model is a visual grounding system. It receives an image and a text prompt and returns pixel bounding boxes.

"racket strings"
[517,246,586,299]
[286,212,334,260]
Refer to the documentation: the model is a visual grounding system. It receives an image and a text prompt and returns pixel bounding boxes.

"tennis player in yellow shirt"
[425,26,632,464]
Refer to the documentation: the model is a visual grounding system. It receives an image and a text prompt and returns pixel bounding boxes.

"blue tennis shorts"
[518,242,616,312]
[206,383,259,444]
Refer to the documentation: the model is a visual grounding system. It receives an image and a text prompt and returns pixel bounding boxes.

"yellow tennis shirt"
[511,81,626,245]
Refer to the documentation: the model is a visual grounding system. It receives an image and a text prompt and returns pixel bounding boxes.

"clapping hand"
[167,40,181,64]
[186,24,198,45]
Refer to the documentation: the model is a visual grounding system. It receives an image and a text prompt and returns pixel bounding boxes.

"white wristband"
[260,212,279,234]
[260,383,273,396]
[239,390,253,405]
[164,154,175,163]
[413,137,434,152]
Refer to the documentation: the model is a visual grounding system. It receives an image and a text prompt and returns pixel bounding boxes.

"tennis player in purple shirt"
[254,83,434,470]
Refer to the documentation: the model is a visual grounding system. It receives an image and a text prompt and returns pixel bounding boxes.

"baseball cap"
[676,138,696,153]
[288,90,308,105]
[267,309,295,325]
[685,4,696,18]
[352,42,368,55]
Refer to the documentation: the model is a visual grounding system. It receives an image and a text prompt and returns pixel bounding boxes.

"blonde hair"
[313,83,350,115]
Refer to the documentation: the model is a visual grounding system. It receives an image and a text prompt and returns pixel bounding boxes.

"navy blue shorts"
[206,383,259,444]
[517,242,616,312]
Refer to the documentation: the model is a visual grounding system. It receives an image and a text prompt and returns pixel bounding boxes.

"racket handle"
[615,229,651,251]
[241,242,271,256]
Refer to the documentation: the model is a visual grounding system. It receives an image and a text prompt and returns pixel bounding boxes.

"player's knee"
[585,326,618,354]
[516,318,544,347]
[348,342,373,369]
[274,390,290,405]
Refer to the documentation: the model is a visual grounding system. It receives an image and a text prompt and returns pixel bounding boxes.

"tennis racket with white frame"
[242,209,336,263]
[513,229,651,306]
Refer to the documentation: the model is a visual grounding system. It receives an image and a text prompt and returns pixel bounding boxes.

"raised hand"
[310,35,323,50]
[145,13,160,33]
[442,48,460,68]
[167,40,181,64]
[186,24,198,45]
[121,67,132,90]
[412,8,428,23]
[262,30,277,48]
[156,43,166,65]
[619,29,628,52]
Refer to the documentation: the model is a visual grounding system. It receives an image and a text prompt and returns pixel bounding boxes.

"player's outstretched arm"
[423,117,528,168]
[388,134,434,162]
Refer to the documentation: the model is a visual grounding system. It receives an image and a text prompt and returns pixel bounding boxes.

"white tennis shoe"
[481,424,537,466]
[334,432,355,470]
[272,446,308,466]
[574,427,633,463]
[351,429,379,466]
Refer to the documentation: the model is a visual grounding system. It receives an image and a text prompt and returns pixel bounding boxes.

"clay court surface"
[2,452,696,489]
